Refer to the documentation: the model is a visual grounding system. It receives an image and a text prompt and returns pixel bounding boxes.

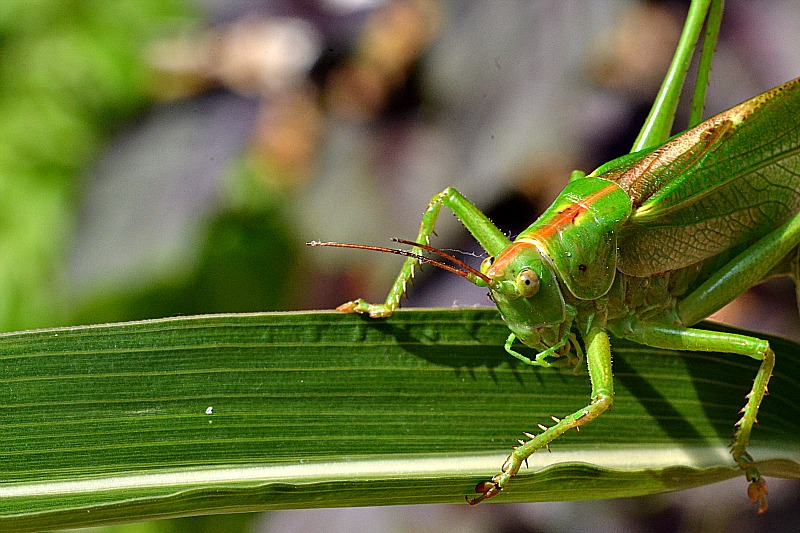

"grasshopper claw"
[336,299,394,318]
[466,481,501,505]
[747,474,768,513]
[335,300,361,313]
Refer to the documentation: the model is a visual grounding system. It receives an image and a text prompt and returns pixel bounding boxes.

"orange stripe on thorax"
[521,183,620,242]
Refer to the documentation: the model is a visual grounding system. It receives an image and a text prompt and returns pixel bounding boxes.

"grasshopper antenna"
[390,238,491,283]
[307,240,491,284]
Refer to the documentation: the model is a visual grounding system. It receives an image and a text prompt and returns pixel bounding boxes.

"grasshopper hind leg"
[626,323,774,513]
[671,212,800,512]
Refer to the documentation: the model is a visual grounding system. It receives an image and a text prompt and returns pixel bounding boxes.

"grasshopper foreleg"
[468,329,614,504]
[338,187,511,317]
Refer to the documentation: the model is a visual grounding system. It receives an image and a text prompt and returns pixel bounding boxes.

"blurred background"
[1,0,798,531]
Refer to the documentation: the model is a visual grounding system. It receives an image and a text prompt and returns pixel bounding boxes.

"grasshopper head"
[482,241,567,349]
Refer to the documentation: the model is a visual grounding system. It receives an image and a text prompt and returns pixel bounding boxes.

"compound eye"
[516,269,540,298]
[480,256,495,274]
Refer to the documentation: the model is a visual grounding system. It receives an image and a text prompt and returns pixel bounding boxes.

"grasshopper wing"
[598,78,800,278]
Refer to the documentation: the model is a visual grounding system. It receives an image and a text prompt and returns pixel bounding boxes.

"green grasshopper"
[310,0,799,513]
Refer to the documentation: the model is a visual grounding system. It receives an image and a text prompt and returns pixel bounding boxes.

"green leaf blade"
[1,309,798,530]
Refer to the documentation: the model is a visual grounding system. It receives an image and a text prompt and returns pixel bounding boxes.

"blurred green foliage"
[0,0,190,330]
[0,1,300,333]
